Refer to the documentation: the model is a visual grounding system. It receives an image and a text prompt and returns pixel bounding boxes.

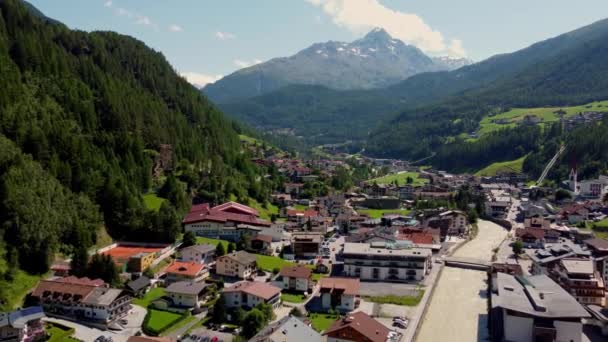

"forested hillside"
[0,0,271,282]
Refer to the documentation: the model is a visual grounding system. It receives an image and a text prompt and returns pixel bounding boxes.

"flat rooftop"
[343,242,431,257]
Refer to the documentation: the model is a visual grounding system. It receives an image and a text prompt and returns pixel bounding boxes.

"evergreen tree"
[241,308,266,338]
[216,243,226,257]
[70,246,89,277]
[182,231,196,247]
[212,295,227,323]
[227,243,235,254]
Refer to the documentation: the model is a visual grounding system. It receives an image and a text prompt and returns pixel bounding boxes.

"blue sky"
[29,0,608,87]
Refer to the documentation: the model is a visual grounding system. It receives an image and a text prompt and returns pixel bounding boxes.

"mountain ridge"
[203,28,471,103]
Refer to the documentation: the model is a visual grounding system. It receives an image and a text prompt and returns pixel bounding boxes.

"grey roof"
[0,307,45,329]
[181,243,216,254]
[82,288,125,306]
[166,281,209,295]
[127,276,151,292]
[493,273,590,318]
[343,242,431,258]
[560,258,594,275]
[249,315,322,342]
[222,250,257,265]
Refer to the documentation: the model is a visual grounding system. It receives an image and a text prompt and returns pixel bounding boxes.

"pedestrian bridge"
[443,257,491,271]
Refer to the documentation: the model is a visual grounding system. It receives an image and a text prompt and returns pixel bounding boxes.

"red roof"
[182,202,270,227]
[56,276,105,287]
[279,265,312,279]
[397,232,434,244]
[323,312,390,342]
[286,209,319,218]
[165,261,205,277]
[516,228,545,240]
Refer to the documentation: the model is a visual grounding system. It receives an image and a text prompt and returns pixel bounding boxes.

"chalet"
[216,251,257,279]
[126,276,151,297]
[323,312,399,342]
[182,202,270,241]
[275,265,313,293]
[319,278,360,312]
[284,183,305,196]
[291,233,322,258]
[165,261,208,284]
[180,244,215,264]
[223,281,281,309]
[31,277,131,326]
[250,234,273,255]
[515,228,559,248]
[524,217,551,230]
[560,204,590,224]
[250,315,323,342]
[551,258,605,306]
[165,281,211,308]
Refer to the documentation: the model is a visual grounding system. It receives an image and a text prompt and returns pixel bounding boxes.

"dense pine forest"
[0,0,272,282]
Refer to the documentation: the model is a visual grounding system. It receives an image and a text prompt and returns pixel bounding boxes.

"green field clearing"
[281,292,307,303]
[474,156,527,176]
[142,193,165,211]
[478,100,608,136]
[195,237,230,251]
[358,209,411,219]
[0,243,46,311]
[45,323,76,342]
[248,198,279,221]
[146,309,183,332]
[368,171,428,186]
[308,313,339,332]
[132,287,166,308]
[363,290,425,306]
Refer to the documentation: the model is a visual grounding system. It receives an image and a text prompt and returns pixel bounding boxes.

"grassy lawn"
[474,155,527,176]
[146,309,183,332]
[45,323,76,342]
[239,134,259,144]
[281,291,307,303]
[132,287,166,308]
[308,313,339,332]
[255,254,315,273]
[0,243,46,311]
[478,100,608,136]
[161,315,197,336]
[311,273,328,282]
[248,198,279,221]
[358,209,411,219]
[195,237,230,251]
[142,193,165,212]
[363,290,425,306]
[368,171,428,187]
[593,218,608,228]
[150,257,172,274]
[294,204,308,211]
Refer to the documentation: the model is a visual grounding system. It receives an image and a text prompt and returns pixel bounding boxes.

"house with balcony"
[179,244,215,264]
[318,278,360,312]
[491,273,590,342]
[275,265,313,293]
[216,251,257,279]
[323,312,400,342]
[165,281,211,309]
[0,306,45,342]
[342,242,432,282]
[223,281,282,309]
[165,261,208,284]
[31,277,131,326]
[551,258,606,306]
[291,233,322,258]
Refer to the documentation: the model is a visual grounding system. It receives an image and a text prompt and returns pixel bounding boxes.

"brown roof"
[319,277,360,296]
[219,250,257,265]
[31,279,98,302]
[253,234,273,244]
[584,238,608,252]
[165,261,205,277]
[516,228,545,240]
[323,312,390,342]
[279,265,312,279]
[224,281,281,300]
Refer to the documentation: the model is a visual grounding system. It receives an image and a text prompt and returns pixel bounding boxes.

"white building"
[319,278,360,312]
[342,242,432,282]
[165,281,210,308]
[491,273,590,342]
[180,244,215,264]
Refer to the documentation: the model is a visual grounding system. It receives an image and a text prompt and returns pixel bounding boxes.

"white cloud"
[115,7,132,18]
[234,59,262,68]
[215,31,236,40]
[447,39,466,58]
[169,24,183,32]
[135,15,152,26]
[305,0,466,56]
[180,72,223,88]
[104,1,113,8]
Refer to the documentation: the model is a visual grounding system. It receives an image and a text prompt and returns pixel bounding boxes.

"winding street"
[416,220,507,342]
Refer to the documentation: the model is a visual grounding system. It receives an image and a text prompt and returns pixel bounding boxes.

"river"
[416,220,507,342]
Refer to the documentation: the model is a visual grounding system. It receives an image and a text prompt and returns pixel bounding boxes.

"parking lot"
[359,281,420,297]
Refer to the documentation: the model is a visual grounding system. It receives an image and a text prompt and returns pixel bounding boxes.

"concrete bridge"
[443,257,491,271]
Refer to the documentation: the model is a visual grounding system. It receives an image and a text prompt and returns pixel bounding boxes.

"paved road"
[416,220,508,342]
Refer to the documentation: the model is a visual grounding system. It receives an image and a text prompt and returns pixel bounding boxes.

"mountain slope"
[0,0,270,277]
[219,17,608,152]
[203,28,467,103]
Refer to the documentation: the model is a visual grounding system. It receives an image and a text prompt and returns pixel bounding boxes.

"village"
[3,142,608,342]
